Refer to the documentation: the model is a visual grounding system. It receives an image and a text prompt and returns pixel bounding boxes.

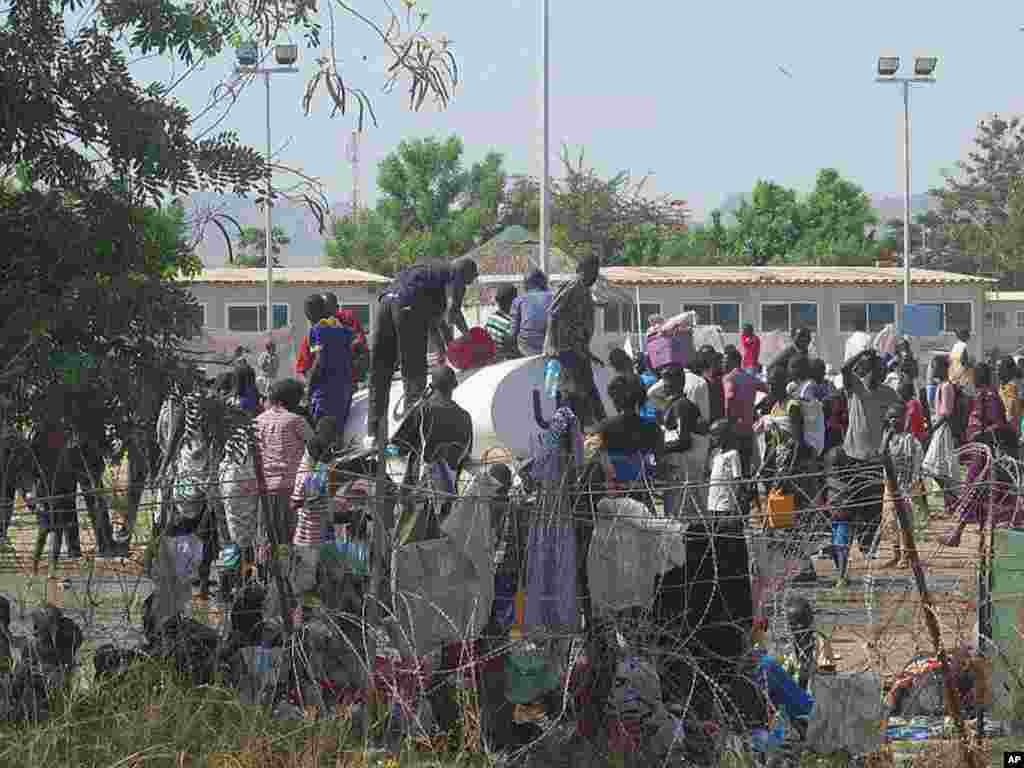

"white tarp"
[392,472,498,656]
[587,498,687,616]
[805,672,884,756]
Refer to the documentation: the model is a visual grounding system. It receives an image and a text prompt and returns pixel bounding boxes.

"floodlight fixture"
[877,56,900,77]
[914,56,938,77]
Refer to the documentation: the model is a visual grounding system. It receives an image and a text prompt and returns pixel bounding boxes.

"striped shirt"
[291,451,336,546]
[255,405,311,492]
[485,310,513,348]
[219,422,259,547]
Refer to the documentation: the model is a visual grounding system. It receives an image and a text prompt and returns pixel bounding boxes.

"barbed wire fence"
[0,436,1015,764]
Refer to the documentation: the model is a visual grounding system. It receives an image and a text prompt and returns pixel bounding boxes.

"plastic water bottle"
[255,645,273,678]
[751,725,784,753]
[544,358,561,399]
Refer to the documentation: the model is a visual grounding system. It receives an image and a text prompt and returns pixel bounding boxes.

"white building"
[983,291,1024,358]
[179,264,992,377]
[178,267,389,376]
[478,266,989,370]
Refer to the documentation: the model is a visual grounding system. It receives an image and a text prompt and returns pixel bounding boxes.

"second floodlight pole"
[539,0,550,276]
[265,71,273,338]
[903,79,911,310]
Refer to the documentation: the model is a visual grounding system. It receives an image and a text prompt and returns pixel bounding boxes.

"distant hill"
[186,192,351,267]
[869,192,936,222]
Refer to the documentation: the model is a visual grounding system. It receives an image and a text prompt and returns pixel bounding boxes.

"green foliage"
[102,0,232,66]
[929,115,1024,281]
[800,168,878,256]
[703,169,881,266]
[732,180,803,263]
[233,225,291,266]
[329,134,507,272]
[377,135,469,235]
[140,201,201,278]
[325,209,407,274]
[506,145,689,266]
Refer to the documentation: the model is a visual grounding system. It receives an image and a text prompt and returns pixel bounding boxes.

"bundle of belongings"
[645,311,697,370]
[446,327,496,371]
[605,656,688,761]
[393,471,499,656]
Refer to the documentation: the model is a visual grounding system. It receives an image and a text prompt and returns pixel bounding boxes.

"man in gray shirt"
[842,348,902,461]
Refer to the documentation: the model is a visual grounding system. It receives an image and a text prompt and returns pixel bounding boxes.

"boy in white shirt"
[707,418,745,518]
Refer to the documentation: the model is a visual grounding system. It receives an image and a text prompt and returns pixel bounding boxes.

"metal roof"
[180,267,390,286]
[986,291,1024,302]
[600,266,992,287]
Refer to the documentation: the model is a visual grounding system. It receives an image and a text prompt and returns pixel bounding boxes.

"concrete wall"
[984,299,1024,357]
[182,281,382,377]
[198,280,985,376]
[590,283,985,370]
[471,282,986,371]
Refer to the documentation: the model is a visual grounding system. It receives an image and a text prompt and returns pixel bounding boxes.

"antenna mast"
[347,130,360,217]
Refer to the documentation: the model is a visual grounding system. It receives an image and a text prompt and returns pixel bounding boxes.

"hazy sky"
[124,0,1024,221]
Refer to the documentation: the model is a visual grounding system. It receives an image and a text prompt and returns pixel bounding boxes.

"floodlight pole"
[876,72,935,322]
[539,0,550,275]
[236,64,299,336]
[903,79,910,309]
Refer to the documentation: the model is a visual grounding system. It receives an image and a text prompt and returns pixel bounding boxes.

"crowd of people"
[2,254,1021,756]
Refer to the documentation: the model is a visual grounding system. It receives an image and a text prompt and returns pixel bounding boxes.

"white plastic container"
[342,356,616,459]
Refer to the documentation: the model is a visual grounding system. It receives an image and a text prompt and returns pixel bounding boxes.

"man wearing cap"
[367,257,478,449]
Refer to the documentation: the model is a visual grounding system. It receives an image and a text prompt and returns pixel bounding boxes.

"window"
[199,303,208,327]
[226,303,290,332]
[838,302,896,333]
[604,301,661,333]
[985,311,1007,330]
[340,303,371,331]
[1017,311,1024,329]
[918,301,973,333]
[682,303,741,332]
[760,302,818,333]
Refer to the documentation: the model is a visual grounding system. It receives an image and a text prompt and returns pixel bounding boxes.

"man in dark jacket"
[367,258,478,449]
[391,366,473,541]
[544,255,606,427]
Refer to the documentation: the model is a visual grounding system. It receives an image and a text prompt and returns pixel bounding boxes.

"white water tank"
[342,356,616,460]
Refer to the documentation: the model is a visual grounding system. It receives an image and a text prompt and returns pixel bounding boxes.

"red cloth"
[447,327,496,370]
[336,309,368,354]
[904,398,928,442]
[295,334,313,376]
[46,430,67,452]
[740,333,761,369]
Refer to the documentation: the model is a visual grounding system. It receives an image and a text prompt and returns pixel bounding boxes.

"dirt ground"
[817,512,985,682]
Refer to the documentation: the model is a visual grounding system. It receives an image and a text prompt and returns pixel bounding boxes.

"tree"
[731,181,803,265]
[723,170,884,266]
[233,225,291,267]
[368,134,507,261]
[552,145,688,264]
[0,0,266,459]
[325,209,404,274]
[928,116,1024,284]
[797,168,878,259]
[499,176,541,231]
